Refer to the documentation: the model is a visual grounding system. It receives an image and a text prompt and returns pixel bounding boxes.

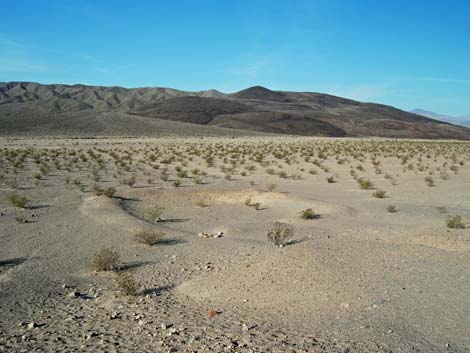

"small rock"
[27,322,39,330]
[242,323,257,331]
[161,323,173,330]
[110,312,120,320]
[68,290,81,298]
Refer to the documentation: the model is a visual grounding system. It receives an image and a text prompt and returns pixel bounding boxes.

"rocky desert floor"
[0,136,469,353]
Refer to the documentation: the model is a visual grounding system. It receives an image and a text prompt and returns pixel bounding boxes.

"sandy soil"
[1,136,469,352]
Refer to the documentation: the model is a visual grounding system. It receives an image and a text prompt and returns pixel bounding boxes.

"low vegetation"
[92,248,120,271]
[300,208,317,220]
[116,272,140,296]
[135,228,166,246]
[8,192,28,208]
[446,215,466,229]
[266,222,294,247]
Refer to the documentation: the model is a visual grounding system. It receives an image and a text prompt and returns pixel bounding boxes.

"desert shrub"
[266,168,275,175]
[135,228,165,245]
[266,183,277,192]
[357,178,374,190]
[195,198,210,207]
[104,186,116,198]
[446,215,465,229]
[92,248,120,271]
[244,197,252,206]
[125,175,136,188]
[93,183,104,196]
[176,170,187,178]
[387,205,398,213]
[300,208,317,220]
[424,176,435,187]
[15,215,27,223]
[148,205,164,222]
[8,192,28,208]
[116,272,140,296]
[193,176,203,184]
[172,179,181,187]
[326,176,336,183]
[266,222,294,247]
[372,189,387,198]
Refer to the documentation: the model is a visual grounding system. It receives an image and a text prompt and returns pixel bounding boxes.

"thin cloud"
[0,36,50,74]
[395,77,470,84]
[323,84,389,101]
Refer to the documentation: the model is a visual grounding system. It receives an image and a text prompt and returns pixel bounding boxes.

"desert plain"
[0,135,469,352]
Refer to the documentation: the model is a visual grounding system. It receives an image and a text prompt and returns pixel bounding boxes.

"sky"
[1,0,470,117]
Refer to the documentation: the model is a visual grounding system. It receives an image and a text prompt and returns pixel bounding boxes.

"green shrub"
[8,192,28,208]
[358,178,374,190]
[135,229,165,246]
[116,272,140,296]
[372,189,387,198]
[300,208,317,220]
[446,215,465,229]
[266,222,294,247]
[92,249,120,271]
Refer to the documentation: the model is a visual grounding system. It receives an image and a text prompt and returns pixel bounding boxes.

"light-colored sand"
[1,136,469,352]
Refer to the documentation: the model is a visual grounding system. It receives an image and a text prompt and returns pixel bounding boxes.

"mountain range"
[410,109,470,128]
[0,82,469,139]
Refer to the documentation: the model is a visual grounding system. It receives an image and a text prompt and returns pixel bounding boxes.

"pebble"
[27,322,39,330]
[68,290,81,298]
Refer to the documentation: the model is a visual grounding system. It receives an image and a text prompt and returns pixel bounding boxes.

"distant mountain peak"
[1,81,469,139]
[411,108,470,128]
[231,86,287,101]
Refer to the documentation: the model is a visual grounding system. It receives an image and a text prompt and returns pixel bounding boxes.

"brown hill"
[0,81,469,139]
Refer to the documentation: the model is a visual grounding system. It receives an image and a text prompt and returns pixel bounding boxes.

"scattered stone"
[166,328,179,336]
[110,312,120,320]
[27,322,39,330]
[198,232,223,239]
[161,323,173,330]
[242,323,257,331]
[68,290,81,298]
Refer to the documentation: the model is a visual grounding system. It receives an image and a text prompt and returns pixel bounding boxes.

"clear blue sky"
[1,0,469,116]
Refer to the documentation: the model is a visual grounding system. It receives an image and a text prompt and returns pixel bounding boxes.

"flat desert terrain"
[1,136,469,352]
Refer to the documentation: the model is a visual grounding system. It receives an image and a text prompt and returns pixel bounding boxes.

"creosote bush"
[387,205,398,213]
[300,208,317,220]
[104,186,116,198]
[92,248,120,271]
[266,222,294,247]
[135,228,165,246]
[148,205,164,222]
[326,176,336,183]
[446,215,465,229]
[125,175,136,188]
[372,189,387,198]
[357,178,374,190]
[266,183,277,192]
[8,192,28,208]
[116,272,140,296]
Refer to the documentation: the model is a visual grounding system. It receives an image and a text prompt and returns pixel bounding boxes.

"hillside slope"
[1,82,468,139]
